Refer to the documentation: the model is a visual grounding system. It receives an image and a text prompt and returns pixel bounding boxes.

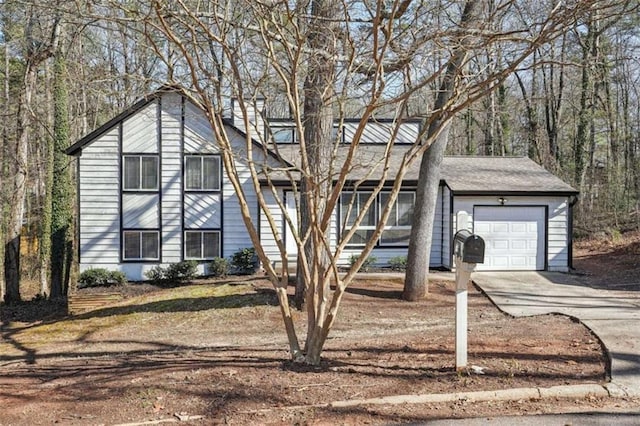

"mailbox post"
[453,230,485,371]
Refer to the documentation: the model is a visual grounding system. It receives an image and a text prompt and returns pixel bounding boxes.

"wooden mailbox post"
[453,229,485,371]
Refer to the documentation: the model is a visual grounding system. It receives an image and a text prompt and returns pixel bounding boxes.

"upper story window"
[123,155,159,191]
[185,155,221,191]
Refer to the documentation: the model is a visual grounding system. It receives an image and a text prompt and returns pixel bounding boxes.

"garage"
[473,206,546,271]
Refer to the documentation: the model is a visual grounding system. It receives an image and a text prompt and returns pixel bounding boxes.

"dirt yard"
[1,231,639,425]
[573,229,640,291]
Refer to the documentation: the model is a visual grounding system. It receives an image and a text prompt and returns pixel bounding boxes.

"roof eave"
[450,189,579,196]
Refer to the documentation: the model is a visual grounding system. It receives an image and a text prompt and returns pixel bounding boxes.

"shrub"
[79,268,127,288]
[209,257,230,278]
[166,260,199,283]
[110,270,127,286]
[348,254,378,272]
[145,260,199,285]
[231,247,258,275]
[388,256,408,272]
[145,265,166,283]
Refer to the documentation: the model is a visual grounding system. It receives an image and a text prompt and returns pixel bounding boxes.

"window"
[272,127,295,143]
[380,192,414,246]
[340,192,376,246]
[123,156,158,190]
[185,231,220,259]
[123,231,159,260]
[185,156,220,191]
[340,191,415,247]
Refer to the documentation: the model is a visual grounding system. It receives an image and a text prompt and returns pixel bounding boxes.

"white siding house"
[68,88,578,280]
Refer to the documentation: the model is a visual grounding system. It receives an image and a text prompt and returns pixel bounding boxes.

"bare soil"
[573,229,640,291]
[1,231,639,425]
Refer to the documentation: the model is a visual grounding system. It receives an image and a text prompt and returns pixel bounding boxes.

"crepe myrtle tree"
[84,0,617,364]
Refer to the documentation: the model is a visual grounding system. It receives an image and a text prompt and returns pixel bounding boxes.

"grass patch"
[2,282,276,349]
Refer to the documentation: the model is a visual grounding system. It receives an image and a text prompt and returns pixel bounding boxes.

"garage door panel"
[492,239,509,250]
[475,223,490,233]
[511,240,527,250]
[511,223,527,233]
[473,206,545,271]
[493,223,509,233]
[491,256,509,268]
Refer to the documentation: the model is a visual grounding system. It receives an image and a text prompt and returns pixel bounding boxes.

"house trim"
[180,96,186,261]
[157,97,163,264]
[75,152,81,264]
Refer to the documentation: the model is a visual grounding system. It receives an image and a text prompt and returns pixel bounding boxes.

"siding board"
[184,102,217,153]
[184,193,222,228]
[78,127,121,266]
[122,194,160,228]
[160,92,183,264]
[122,101,159,153]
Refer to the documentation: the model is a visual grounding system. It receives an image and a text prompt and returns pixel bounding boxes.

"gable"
[66,94,163,156]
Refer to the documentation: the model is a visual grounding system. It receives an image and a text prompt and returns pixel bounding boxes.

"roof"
[65,86,286,166]
[264,144,578,195]
[441,156,577,194]
[67,88,576,195]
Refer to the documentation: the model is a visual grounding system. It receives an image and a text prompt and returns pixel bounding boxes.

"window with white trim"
[123,231,159,260]
[340,192,376,246]
[380,192,414,246]
[184,230,220,259]
[185,155,220,191]
[123,155,158,190]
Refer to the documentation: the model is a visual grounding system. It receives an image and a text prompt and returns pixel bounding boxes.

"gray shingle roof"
[441,156,577,194]
[263,144,577,195]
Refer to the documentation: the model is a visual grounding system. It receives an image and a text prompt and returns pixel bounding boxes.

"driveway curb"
[329,383,617,409]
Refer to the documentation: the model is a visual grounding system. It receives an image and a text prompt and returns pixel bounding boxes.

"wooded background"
[0,0,638,302]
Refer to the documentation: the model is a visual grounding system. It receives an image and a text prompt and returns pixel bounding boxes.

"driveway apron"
[472,272,640,397]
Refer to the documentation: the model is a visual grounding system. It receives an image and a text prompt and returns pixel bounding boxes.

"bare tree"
[3,3,61,303]
[404,1,638,300]
[404,0,481,301]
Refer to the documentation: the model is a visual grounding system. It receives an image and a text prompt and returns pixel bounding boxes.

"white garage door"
[473,206,545,271]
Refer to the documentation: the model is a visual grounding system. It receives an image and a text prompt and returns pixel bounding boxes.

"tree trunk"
[296,0,338,363]
[514,70,541,163]
[294,0,335,302]
[40,62,54,299]
[1,39,9,301]
[404,0,481,301]
[50,52,74,298]
[575,18,597,190]
[404,123,451,300]
[4,65,38,303]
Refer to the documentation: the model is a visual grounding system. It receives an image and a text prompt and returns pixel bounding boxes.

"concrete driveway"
[472,272,640,397]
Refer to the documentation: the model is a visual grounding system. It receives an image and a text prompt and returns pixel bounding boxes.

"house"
[66,88,578,281]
